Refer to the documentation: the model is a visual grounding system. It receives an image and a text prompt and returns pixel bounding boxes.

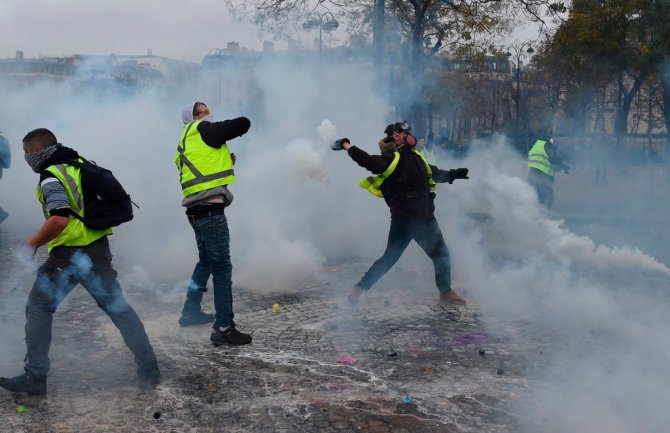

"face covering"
[25,144,60,173]
[200,113,214,122]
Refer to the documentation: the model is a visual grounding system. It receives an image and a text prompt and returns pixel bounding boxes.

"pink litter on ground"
[336,356,357,365]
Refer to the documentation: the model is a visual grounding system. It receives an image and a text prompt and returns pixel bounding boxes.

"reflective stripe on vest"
[37,162,112,252]
[358,152,400,197]
[358,149,436,198]
[176,121,235,197]
[528,140,554,176]
[414,148,436,192]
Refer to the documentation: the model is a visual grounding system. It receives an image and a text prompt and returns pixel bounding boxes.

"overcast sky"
[0,0,304,63]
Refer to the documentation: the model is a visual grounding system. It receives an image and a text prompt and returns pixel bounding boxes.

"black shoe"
[210,322,252,346]
[0,372,46,395]
[179,309,215,327]
[137,363,161,389]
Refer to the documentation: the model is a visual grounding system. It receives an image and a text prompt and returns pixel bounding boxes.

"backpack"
[66,158,136,230]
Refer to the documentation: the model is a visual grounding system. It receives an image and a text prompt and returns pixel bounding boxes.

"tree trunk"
[408,8,426,138]
[663,69,670,153]
[373,0,385,93]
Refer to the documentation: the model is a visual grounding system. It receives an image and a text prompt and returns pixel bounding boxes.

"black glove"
[563,165,570,174]
[331,138,350,151]
[231,153,236,165]
[447,167,469,183]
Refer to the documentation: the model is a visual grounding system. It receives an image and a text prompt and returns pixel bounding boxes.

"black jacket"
[197,117,251,148]
[347,145,455,218]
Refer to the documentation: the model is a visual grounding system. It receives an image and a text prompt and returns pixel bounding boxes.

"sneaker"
[179,309,215,327]
[137,363,161,389]
[210,322,252,346]
[346,285,364,306]
[439,290,466,305]
[0,372,46,395]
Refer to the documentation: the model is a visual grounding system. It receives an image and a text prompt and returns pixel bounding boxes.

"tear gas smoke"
[1,45,669,432]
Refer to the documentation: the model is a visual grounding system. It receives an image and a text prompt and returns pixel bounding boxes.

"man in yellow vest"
[527,129,570,209]
[0,128,159,395]
[331,121,469,305]
[176,101,252,346]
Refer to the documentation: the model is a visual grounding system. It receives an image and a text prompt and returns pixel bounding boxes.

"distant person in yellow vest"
[0,128,159,395]
[527,129,570,209]
[0,131,10,223]
[176,101,252,346]
[416,137,437,165]
[331,121,469,306]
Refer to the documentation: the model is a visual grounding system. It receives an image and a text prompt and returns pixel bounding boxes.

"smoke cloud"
[0,41,669,433]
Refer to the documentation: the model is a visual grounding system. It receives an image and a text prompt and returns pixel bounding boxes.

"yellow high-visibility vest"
[175,121,235,197]
[37,162,112,253]
[528,140,554,176]
[358,149,436,198]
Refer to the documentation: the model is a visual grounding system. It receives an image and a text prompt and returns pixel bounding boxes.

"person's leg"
[349,215,412,304]
[180,219,215,325]
[194,214,251,345]
[0,206,8,224]
[78,239,159,384]
[0,249,78,394]
[528,173,546,206]
[545,184,555,209]
[411,217,465,304]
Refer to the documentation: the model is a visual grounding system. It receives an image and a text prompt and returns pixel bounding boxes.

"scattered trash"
[453,333,487,346]
[330,268,339,272]
[420,367,434,375]
[496,368,504,375]
[402,395,413,404]
[336,356,357,365]
[478,350,486,356]
[153,411,161,419]
[16,405,28,414]
[387,351,398,357]
[271,303,281,313]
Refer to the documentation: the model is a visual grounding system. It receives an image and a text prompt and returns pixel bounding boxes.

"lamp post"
[302,12,339,58]
[506,43,534,147]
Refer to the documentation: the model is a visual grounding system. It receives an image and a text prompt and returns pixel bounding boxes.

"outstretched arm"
[332,138,394,174]
[432,166,469,184]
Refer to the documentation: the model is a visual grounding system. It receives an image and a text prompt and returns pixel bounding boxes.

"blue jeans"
[24,237,157,378]
[356,215,453,294]
[186,214,234,329]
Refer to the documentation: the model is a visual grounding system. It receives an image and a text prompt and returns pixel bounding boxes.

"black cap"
[384,121,410,137]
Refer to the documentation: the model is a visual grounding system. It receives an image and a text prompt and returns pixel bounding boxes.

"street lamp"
[506,43,534,147]
[302,11,339,58]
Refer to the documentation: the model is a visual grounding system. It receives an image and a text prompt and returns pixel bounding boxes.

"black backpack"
[66,158,136,230]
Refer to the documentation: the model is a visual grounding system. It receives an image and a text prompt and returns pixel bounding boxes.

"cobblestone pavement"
[0,224,546,432]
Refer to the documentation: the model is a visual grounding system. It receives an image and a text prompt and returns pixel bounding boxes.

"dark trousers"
[356,215,453,294]
[186,214,234,330]
[528,169,555,209]
[24,237,157,378]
